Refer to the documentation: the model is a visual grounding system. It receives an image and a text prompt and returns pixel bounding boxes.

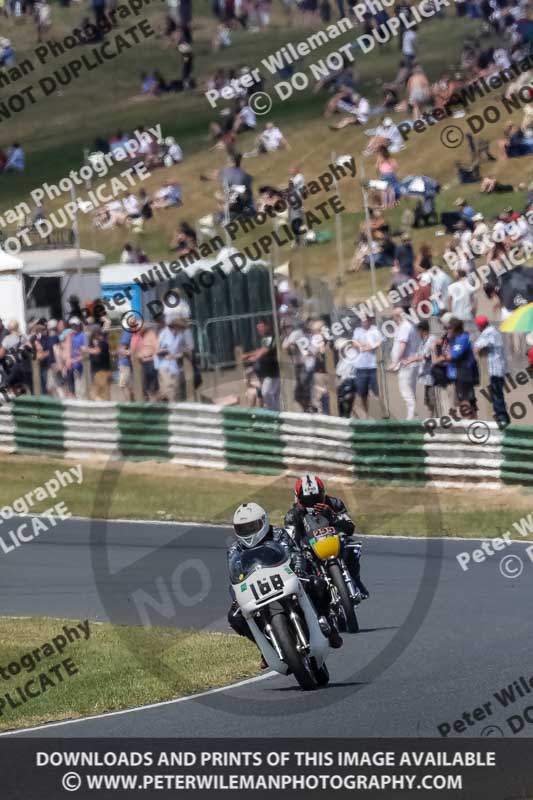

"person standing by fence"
[351,313,382,419]
[473,315,510,427]
[243,319,280,411]
[389,307,420,420]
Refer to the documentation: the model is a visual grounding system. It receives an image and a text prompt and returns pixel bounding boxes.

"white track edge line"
[0,671,276,737]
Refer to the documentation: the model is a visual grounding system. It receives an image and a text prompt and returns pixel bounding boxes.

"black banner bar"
[0,738,532,798]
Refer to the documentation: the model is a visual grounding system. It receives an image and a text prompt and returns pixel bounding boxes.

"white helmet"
[232,503,269,548]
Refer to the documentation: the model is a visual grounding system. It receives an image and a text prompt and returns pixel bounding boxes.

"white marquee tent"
[0,251,26,333]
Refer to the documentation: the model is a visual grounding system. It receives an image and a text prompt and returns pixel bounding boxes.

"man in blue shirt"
[443,317,479,418]
[455,198,475,225]
[474,315,510,426]
[69,318,88,399]
[118,329,133,401]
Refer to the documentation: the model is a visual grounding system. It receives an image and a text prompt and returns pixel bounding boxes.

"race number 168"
[250,574,284,601]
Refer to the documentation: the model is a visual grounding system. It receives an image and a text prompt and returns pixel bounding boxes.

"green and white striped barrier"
[2,396,530,489]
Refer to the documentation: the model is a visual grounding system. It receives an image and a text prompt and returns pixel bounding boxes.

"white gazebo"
[0,250,26,333]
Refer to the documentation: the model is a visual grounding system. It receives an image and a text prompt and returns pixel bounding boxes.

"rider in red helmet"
[285,474,369,599]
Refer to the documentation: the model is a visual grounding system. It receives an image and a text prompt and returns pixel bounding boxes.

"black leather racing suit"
[227,526,331,642]
[284,496,368,597]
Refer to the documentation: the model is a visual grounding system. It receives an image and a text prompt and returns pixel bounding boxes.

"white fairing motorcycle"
[231,541,330,691]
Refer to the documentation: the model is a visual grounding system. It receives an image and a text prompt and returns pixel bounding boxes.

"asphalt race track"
[0,518,531,738]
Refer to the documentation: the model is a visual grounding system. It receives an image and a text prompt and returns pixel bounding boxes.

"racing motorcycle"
[301,510,361,633]
[231,540,331,691]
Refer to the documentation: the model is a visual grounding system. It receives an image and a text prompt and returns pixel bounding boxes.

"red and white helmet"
[295,474,325,509]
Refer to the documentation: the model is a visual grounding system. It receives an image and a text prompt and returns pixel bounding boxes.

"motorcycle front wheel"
[270,613,317,691]
[328,563,359,633]
[312,661,330,687]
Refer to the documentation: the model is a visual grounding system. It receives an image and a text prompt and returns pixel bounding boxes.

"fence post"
[31,356,42,396]
[324,345,337,415]
[82,355,91,399]
[183,355,194,401]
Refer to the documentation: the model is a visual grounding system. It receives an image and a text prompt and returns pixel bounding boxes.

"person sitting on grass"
[364,117,404,155]
[163,136,183,165]
[325,88,369,129]
[246,122,291,156]
[152,179,183,209]
[498,123,533,159]
[140,72,158,95]
[212,22,232,50]
[232,98,257,134]
[170,221,197,254]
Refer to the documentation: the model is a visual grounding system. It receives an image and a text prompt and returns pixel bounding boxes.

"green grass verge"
[0,616,258,732]
[0,454,531,538]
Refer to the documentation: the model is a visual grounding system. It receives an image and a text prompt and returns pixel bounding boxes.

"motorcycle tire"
[270,613,317,691]
[328,563,359,633]
[312,661,330,687]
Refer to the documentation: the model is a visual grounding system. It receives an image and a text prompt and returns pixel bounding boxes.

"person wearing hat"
[453,198,475,224]
[471,213,489,252]
[156,313,193,402]
[473,315,510,426]
[364,116,404,154]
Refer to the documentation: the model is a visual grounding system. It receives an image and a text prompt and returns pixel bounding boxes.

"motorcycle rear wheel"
[328,563,359,633]
[270,613,317,691]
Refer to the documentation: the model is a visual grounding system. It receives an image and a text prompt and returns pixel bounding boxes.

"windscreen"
[229,541,288,584]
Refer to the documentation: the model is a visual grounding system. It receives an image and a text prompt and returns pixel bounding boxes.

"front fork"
[264,622,284,660]
[289,608,309,652]
[261,600,310,659]
[340,558,361,604]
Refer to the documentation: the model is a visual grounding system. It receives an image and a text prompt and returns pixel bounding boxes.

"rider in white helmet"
[232,502,271,549]
[227,502,343,663]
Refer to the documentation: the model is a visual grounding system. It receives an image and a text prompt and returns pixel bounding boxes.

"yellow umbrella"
[500,303,533,333]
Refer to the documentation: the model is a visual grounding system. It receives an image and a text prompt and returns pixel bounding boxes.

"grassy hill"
[1,3,531,307]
